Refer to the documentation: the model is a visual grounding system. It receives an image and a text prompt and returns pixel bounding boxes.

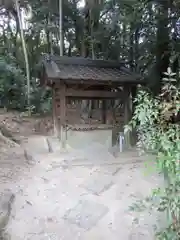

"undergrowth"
[125,68,180,239]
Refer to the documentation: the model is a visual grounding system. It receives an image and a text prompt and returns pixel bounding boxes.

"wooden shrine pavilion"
[38,54,144,146]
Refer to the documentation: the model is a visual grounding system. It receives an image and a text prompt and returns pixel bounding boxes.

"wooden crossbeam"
[65,89,124,99]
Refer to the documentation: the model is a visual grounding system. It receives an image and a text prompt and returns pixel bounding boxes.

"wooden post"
[124,86,132,148]
[101,100,106,124]
[131,86,137,146]
[60,82,66,149]
[111,95,123,147]
[53,87,59,137]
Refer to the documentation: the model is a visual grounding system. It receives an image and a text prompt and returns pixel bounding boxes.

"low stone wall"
[66,129,113,149]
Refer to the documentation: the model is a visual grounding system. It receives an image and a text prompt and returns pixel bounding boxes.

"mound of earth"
[0,109,53,137]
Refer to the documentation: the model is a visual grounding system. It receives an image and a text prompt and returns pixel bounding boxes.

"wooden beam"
[101,100,107,124]
[124,88,131,125]
[47,78,145,87]
[131,86,137,146]
[60,83,66,148]
[65,89,124,99]
[124,86,132,147]
[53,88,59,137]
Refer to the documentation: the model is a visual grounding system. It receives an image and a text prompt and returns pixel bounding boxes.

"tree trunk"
[15,0,30,111]
[59,0,63,56]
[134,27,139,72]
[47,5,53,55]
[82,0,91,57]
[129,23,134,71]
[81,0,91,120]
[154,0,170,94]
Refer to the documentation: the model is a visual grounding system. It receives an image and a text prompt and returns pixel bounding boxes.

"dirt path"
[0,135,163,240]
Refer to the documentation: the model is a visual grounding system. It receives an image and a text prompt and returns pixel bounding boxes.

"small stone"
[25,200,32,206]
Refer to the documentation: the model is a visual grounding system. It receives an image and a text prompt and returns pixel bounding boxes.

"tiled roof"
[40,54,143,84]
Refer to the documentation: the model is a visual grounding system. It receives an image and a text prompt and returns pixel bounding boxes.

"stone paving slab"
[94,165,122,175]
[5,135,162,239]
[63,200,109,230]
[20,219,85,240]
[81,172,114,195]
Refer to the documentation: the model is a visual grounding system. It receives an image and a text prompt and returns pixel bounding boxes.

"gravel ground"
[0,133,164,240]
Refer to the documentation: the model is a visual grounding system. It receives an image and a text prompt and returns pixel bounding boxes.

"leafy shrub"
[126,68,180,239]
[30,86,52,114]
[0,54,52,114]
[0,54,26,110]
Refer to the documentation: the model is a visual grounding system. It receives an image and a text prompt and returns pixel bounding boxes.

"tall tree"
[15,0,31,109]
[155,0,170,94]
[59,0,63,56]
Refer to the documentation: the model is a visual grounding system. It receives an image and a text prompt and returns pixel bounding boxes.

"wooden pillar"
[88,100,93,118]
[124,86,132,147]
[111,95,123,147]
[53,87,59,137]
[101,100,106,124]
[60,82,66,149]
[131,85,137,145]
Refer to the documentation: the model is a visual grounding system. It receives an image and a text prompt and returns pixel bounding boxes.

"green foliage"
[0,54,52,113]
[0,0,180,114]
[125,69,180,239]
[0,54,26,110]
[30,86,52,114]
[1,0,180,237]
